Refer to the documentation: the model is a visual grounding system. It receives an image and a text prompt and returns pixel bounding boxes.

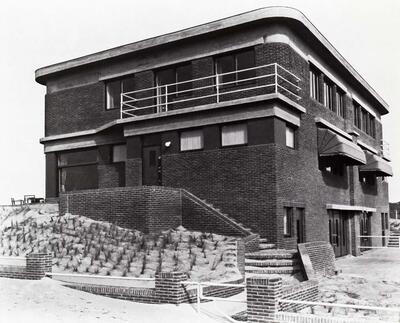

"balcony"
[120,63,301,119]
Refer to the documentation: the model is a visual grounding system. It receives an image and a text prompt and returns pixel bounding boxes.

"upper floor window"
[323,78,334,111]
[156,63,192,96]
[309,65,321,102]
[336,89,345,118]
[112,144,127,163]
[286,125,296,149]
[221,123,248,147]
[353,101,376,138]
[180,129,204,151]
[215,49,255,87]
[106,77,135,110]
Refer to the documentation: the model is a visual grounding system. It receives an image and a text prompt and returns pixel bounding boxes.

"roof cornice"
[35,6,389,113]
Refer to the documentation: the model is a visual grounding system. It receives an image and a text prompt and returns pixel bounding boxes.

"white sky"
[0,0,399,204]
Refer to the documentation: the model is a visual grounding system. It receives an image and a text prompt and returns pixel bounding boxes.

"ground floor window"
[58,148,98,193]
[283,207,293,237]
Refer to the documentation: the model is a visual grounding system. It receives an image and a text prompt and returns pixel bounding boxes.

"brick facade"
[0,253,52,280]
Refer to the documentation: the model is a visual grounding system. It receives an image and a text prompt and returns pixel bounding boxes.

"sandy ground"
[319,248,400,308]
[0,277,246,323]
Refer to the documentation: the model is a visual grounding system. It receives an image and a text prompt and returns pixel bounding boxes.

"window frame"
[283,207,293,237]
[336,89,345,118]
[156,63,193,97]
[323,77,334,111]
[180,129,204,152]
[215,48,256,88]
[285,124,296,149]
[112,144,127,163]
[220,123,248,147]
[309,65,321,102]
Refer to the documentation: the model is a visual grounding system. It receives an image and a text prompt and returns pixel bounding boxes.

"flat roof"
[35,6,389,114]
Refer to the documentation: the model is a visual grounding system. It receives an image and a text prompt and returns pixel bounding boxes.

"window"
[58,148,99,193]
[353,101,376,138]
[106,77,135,110]
[283,207,293,237]
[336,89,345,118]
[112,144,127,163]
[221,123,247,147]
[309,66,321,101]
[285,125,296,148]
[156,63,192,96]
[180,129,204,151]
[323,78,334,111]
[320,162,344,176]
[216,49,255,87]
[359,172,376,185]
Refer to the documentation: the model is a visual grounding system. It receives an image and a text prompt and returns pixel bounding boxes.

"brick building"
[36,7,392,256]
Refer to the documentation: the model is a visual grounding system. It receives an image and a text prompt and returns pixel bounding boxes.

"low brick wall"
[66,272,244,304]
[298,241,337,279]
[0,253,52,280]
[281,280,319,312]
[59,186,182,234]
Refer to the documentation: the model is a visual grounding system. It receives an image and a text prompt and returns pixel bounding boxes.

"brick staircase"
[388,231,400,248]
[245,238,302,280]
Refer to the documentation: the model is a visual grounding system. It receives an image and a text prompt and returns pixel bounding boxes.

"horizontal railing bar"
[277,64,301,81]
[45,272,155,281]
[199,282,245,288]
[277,74,301,90]
[277,84,301,100]
[278,299,400,313]
[358,235,396,238]
[201,296,246,303]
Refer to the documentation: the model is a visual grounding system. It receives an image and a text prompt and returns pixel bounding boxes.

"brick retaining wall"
[0,253,52,280]
[298,241,336,279]
[59,186,182,234]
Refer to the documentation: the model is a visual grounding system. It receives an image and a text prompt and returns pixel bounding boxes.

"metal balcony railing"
[381,140,390,160]
[120,63,301,119]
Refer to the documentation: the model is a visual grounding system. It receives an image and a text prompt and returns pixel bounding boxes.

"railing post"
[274,63,278,94]
[165,85,168,112]
[120,92,123,119]
[156,84,160,113]
[215,72,220,103]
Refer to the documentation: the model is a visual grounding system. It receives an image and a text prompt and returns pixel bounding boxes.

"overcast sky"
[0,0,399,204]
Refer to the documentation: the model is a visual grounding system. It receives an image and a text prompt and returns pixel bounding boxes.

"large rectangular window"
[112,144,127,163]
[309,66,320,102]
[221,123,248,147]
[180,129,204,151]
[106,77,135,110]
[353,101,376,138]
[323,78,334,111]
[353,103,361,129]
[58,148,98,193]
[156,63,192,96]
[216,49,255,87]
[336,89,345,118]
[283,207,293,237]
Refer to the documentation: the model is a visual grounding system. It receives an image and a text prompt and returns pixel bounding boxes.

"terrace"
[120,63,301,119]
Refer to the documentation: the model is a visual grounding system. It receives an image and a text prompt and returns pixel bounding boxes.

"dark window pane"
[122,77,135,94]
[58,149,98,167]
[59,165,98,192]
[149,150,156,167]
[216,55,235,85]
[157,68,175,86]
[176,64,192,93]
[236,50,255,80]
[106,80,121,109]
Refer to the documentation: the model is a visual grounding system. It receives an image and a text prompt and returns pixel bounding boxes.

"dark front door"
[329,210,349,257]
[142,146,161,185]
[296,208,305,243]
[360,212,372,249]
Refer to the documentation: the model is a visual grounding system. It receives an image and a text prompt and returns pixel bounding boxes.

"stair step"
[245,259,298,267]
[245,265,300,275]
[259,243,276,250]
[245,249,298,260]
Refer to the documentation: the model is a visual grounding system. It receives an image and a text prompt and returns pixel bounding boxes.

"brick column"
[26,253,52,280]
[247,275,282,323]
[351,214,361,256]
[155,272,188,304]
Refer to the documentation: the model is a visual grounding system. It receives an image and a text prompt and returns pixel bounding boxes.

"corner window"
[221,123,248,147]
[112,144,127,163]
[180,129,204,151]
[285,125,296,149]
[216,49,255,87]
[283,207,293,237]
[309,65,321,102]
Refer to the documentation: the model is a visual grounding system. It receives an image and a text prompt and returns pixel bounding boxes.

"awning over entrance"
[359,152,393,176]
[318,128,366,165]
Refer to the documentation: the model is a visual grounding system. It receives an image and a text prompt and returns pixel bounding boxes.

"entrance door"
[142,146,161,185]
[329,210,349,257]
[360,212,372,249]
